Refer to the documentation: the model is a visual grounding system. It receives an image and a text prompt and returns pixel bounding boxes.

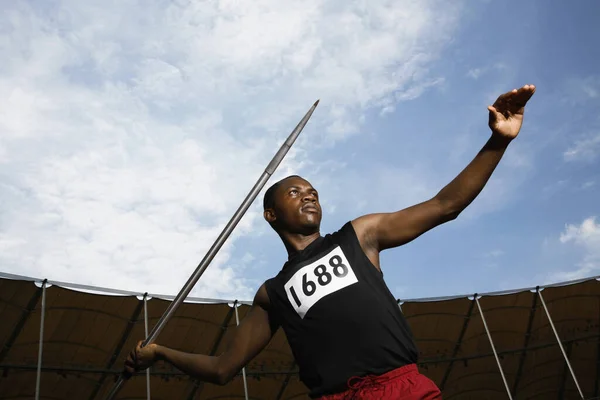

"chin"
[302,219,321,232]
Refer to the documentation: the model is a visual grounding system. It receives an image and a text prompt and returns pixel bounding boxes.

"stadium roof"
[0,271,599,399]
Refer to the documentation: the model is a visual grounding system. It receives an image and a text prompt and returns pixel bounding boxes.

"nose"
[302,192,316,202]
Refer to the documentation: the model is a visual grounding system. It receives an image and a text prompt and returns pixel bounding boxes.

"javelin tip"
[314,99,320,106]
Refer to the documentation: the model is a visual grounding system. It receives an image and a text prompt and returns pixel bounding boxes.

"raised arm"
[124,283,278,385]
[353,85,536,257]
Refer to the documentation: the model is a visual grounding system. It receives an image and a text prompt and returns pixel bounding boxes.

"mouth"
[302,204,319,213]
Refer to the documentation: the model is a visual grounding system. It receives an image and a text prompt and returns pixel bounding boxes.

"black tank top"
[265,222,418,398]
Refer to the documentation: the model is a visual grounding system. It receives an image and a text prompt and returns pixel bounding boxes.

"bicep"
[354,198,452,251]
[218,285,278,380]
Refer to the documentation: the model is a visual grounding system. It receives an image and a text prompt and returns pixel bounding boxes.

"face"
[265,176,322,233]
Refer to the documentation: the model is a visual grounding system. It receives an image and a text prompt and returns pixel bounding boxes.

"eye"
[289,189,299,195]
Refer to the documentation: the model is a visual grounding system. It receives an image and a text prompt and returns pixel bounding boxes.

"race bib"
[284,246,358,318]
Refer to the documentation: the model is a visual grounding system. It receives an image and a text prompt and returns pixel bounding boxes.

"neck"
[279,230,321,257]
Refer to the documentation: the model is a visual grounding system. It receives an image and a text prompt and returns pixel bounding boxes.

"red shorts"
[317,364,442,400]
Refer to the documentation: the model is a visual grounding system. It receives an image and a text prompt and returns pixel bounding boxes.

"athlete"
[124,85,536,399]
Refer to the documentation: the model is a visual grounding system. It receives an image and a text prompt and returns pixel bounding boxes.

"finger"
[487,105,504,125]
[512,84,536,106]
[521,84,536,100]
[496,84,535,105]
[523,84,536,92]
[124,364,136,376]
[516,84,534,96]
[123,367,133,379]
[132,349,138,365]
[126,354,134,365]
[492,87,521,110]
[488,105,502,117]
[492,90,513,106]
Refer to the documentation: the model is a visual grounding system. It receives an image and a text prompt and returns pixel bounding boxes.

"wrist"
[489,131,513,148]
[154,345,166,361]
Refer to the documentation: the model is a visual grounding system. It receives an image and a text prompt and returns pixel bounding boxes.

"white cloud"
[570,75,600,99]
[466,63,507,80]
[551,217,600,281]
[582,181,595,189]
[0,0,463,298]
[324,163,437,217]
[477,249,504,269]
[485,250,504,258]
[563,133,600,162]
[583,86,598,99]
[0,143,7,163]
[560,217,600,244]
[562,75,600,106]
[467,68,483,80]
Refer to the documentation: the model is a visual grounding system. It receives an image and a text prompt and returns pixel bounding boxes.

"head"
[263,175,322,234]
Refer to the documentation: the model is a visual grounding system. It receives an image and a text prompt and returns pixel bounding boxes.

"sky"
[0,0,599,301]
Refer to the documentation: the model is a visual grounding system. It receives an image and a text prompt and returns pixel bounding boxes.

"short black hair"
[263,175,302,210]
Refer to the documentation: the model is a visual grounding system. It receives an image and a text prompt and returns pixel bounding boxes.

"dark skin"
[124,84,536,384]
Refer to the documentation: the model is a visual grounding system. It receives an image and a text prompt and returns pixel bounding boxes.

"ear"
[263,209,276,224]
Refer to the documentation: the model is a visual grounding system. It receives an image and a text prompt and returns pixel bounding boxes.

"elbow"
[215,373,229,386]
[445,209,461,222]
[217,370,238,386]
[215,367,228,386]
[435,198,462,222]
[215,360,235,386]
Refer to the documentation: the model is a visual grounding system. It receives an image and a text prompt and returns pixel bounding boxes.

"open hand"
[488,84,536,140]
[124,341,160,377]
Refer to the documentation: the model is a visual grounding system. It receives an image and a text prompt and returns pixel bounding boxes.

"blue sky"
[0,0,598,301]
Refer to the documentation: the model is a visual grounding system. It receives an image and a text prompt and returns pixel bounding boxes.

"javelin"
[104,99,320,399]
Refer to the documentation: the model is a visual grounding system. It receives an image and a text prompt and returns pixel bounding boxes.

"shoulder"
[320,219,377,253]
[253,281,283,331]
[350,216,383,270]
[254,282,272,310]
[329,220,361,241]
[350,214,382,250]
[324,217,377,249]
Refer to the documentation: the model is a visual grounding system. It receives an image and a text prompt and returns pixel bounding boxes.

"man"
[124,85,536,399]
